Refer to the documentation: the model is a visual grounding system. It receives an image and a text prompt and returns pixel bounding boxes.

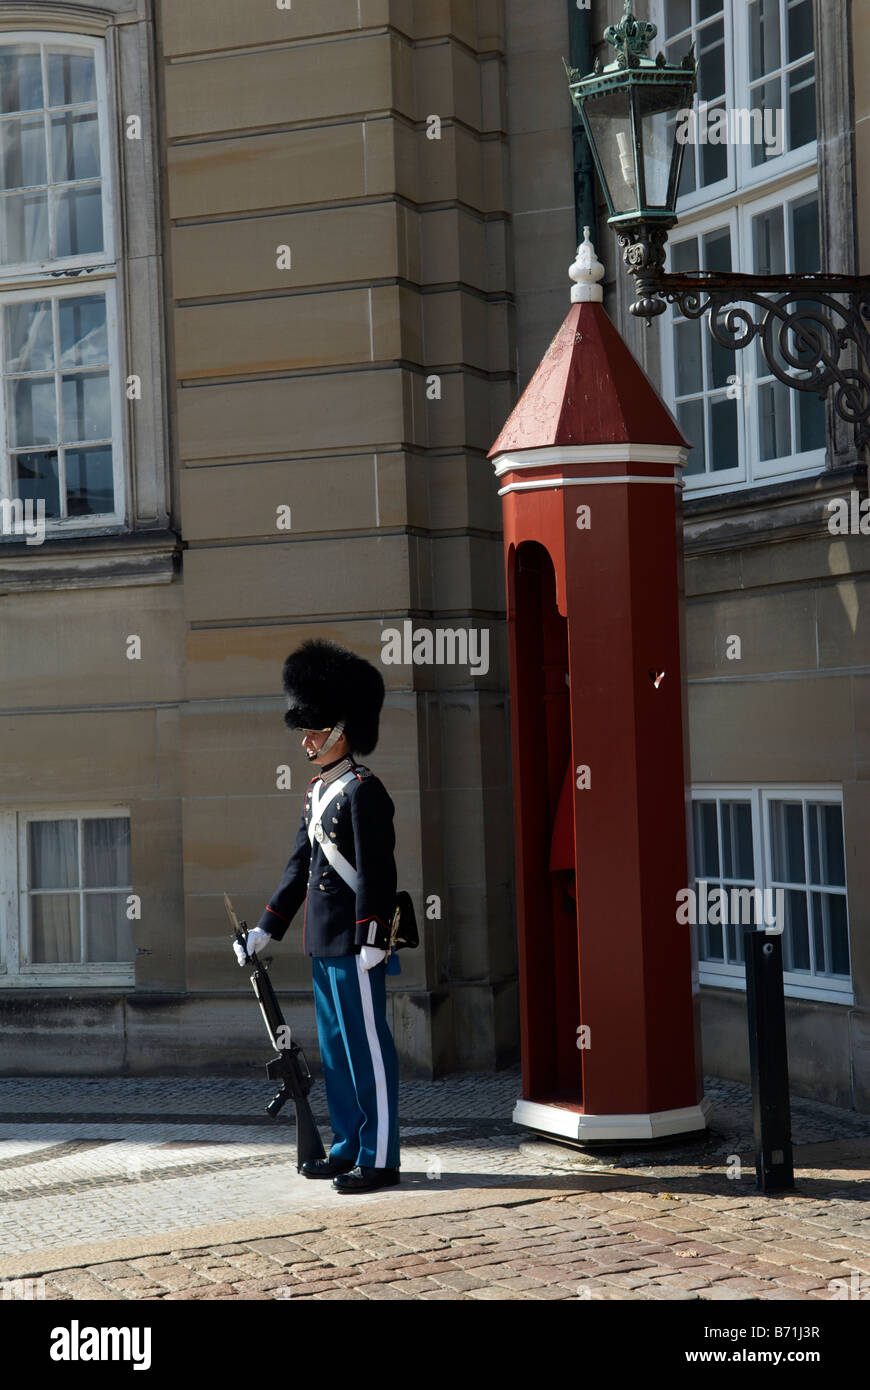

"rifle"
[225,893,326,1172]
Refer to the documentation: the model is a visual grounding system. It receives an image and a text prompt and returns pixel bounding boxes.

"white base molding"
[513,1096,713,1144]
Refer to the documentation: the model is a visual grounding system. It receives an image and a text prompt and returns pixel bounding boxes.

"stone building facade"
[0,0,867,1112]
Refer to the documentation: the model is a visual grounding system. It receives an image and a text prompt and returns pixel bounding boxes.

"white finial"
[569,226,604,303]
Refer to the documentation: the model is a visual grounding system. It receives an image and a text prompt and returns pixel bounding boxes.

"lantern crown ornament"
[603,0,658,67]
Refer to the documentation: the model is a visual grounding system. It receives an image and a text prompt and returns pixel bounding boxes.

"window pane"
[55,184,102,257]
[0,189,49,262]
[30,894,81,963]
[693,800,719,876]
[59,294,107,366]
[710,397,739,470]
[709,338,733,392]
[754,207,786,275]
[698,101,728,185]
[0,114,47,190]
[12,450,60,514]
[670,237,698,274]
[8,375,56,446]
[812,893,850,976]
[792,196,819,269]
[769,800,805,882]
[697,20,725,103]
[83,818,130,888]
[722,801,753,879]
[797,391,825,452]
[84,893,134,963]
[665,0,691,32]
[66,446,114,516]
[0,47,43,115]
[677,398,706,475]
[749,0,782,80]
[787,0,814,62]
[48,51,97,108]
[51,111,100,183]
[750,77,783,167]
[788,59,816,149]
[62,371,110,442]
[807,803,845,886]
[29,820,79,889]
[784,888,809,970]
[674,318,702,395]
[703,920,724,961]
[698,0,722,18]
[5,300,53,372]
[703,228,731,274]
[758,380,791,460]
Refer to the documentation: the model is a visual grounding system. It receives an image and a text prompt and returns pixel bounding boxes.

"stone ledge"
[0,530,181,593]
[682,463,868,558]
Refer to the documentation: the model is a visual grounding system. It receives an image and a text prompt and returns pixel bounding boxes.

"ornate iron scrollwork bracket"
[619,234,870,452]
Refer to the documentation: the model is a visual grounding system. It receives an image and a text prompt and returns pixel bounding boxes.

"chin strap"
[305,719,346,761]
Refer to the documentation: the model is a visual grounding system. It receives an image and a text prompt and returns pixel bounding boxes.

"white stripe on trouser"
[356,953,389,1168]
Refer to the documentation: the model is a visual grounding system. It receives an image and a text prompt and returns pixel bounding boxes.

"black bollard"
[744,928,795,1193]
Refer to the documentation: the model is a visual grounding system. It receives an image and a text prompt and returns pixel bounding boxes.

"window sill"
[0,972,135,989]
[681,462,867,557]
[700,972,855,1007]
[0,529,181,593]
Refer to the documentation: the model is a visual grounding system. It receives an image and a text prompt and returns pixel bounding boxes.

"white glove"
[233,926,272,965]
[360,945,386,971]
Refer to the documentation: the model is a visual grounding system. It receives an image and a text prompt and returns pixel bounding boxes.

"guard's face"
[301,728,332,760]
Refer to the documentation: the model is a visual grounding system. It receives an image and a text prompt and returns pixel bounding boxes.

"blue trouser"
[311,953,400,1169]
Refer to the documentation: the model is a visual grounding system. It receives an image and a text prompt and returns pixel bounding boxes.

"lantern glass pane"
[583,92,637,216]
[637,82,693,211]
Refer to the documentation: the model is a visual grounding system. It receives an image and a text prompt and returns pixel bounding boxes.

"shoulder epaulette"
[352,764,372,780]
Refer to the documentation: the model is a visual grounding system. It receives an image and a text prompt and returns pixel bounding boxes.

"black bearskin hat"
[281,639,385,756]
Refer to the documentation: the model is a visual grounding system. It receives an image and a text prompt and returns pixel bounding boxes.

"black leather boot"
[332,1165,400,1193]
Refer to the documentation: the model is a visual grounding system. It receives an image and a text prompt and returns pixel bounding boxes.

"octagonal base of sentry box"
[513,1096,713,1146]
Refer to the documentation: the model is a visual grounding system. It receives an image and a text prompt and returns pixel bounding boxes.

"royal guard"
[233,639,401,1192]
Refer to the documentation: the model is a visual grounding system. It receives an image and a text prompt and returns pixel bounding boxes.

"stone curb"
[0,1173,647,1280]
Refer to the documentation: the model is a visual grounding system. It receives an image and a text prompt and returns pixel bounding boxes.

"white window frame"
[0,30,127,535]
[0,806,134,988]
[652,0,821,496]
[663,176,826,495]
[655,0,818,209]
[0,278,125,529]
[693,785,853,1005]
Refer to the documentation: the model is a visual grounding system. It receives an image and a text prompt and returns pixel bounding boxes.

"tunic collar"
[317,755,354,785]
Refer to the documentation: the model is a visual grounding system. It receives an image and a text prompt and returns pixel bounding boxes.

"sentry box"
[489,233,710,1146]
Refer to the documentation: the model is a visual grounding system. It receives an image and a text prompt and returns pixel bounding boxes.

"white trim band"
[498,474,684,497]
[513,1096,712,1143]
[492,443,689,476]
[356,954,390,1168]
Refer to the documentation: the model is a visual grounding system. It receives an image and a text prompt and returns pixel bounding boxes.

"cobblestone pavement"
[1,1071,869,1301]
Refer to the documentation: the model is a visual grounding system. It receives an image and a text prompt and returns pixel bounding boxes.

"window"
[0,33,124,534]
[0,809,134,986]
[654,0,821,496]
[691,787,852,1003]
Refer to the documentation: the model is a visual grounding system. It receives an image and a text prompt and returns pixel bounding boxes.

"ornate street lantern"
[565,0,696,318]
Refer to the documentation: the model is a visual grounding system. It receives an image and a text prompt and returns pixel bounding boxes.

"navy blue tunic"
[256,758,397,957]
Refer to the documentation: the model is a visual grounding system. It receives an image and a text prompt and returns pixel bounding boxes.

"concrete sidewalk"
[1,1071,869,1300]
